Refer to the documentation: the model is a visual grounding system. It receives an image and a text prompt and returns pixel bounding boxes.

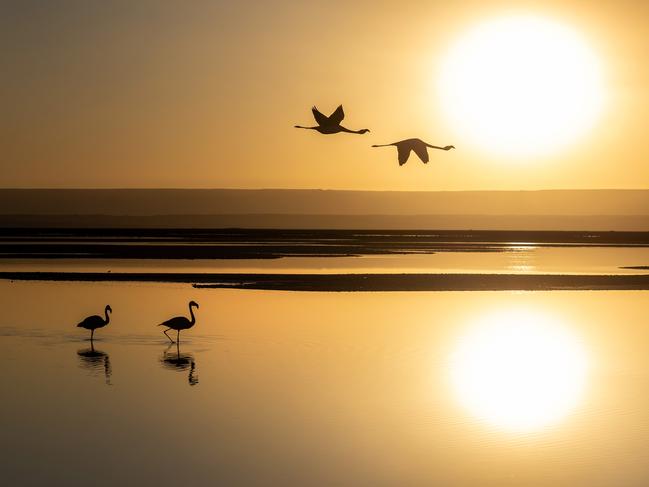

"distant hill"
[1,189,647,215]
[0,189,647,230]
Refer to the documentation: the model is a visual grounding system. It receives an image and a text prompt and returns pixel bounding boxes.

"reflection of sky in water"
[0,281,648,485]
[505,245,537,272]
[1,244,648,275]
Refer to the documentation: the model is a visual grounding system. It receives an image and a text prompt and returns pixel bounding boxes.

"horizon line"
[1,187,648,193]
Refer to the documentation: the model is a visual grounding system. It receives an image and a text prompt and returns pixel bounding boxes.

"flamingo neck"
[340,126,363,134]
[104,308,111,324]
[295,125,317,130]
[189,304,196,325]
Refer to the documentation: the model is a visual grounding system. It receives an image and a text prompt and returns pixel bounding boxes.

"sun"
[437,15,605,158]
[448,308,589,432]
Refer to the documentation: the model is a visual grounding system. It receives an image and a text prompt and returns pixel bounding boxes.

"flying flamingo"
[295,105,370,134]
[77,305,112,340]
[158,301,199,343]
[372,138,455,166]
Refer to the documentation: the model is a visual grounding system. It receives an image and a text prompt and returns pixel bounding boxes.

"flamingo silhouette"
[295,105,369,134]
[77,305,111,340]
[372,138,455,166]
[158,301,199,343]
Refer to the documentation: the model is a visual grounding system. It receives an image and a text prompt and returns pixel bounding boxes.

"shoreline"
[1,229,648,260]
[2,271,648,291]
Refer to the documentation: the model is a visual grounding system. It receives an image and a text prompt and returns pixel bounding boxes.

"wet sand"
[2,229,647,290]
[1,271,648,291]
[1,229,648,260]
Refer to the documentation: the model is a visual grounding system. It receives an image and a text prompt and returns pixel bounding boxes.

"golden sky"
[1,0,648,190]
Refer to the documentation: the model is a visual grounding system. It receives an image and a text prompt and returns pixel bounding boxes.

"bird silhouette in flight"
[295,105,370,134]
[372,138,455,166]
[77,305,111,340]
[158,301,199,343]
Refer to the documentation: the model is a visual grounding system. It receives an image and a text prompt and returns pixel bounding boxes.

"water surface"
[2,244,649,275]
[1,278,648,486]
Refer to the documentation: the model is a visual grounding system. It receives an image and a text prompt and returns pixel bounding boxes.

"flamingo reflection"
[160,342,199,386]
[77,341,112,385]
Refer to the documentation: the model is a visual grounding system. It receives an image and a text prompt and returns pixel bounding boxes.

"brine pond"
[1,277,648,486]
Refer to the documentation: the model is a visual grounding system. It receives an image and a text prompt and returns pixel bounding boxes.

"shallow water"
[2,244,649,275]
[1,278,648,486]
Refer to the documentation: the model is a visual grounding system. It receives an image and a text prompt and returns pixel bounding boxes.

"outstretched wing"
[412,144,429,164]
[328,105,345,125]
[311,106,329,126]
[397,146,412,166]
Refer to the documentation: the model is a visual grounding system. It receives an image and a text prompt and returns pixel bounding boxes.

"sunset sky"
[2,0,648,190]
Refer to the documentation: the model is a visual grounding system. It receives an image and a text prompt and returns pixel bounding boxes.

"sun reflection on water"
[449,308,589,432]
[506,245,537,273]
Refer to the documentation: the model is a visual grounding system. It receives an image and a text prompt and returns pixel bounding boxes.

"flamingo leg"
[90,329,94,341]
[177,330,180,343]
[163,328,174,343]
